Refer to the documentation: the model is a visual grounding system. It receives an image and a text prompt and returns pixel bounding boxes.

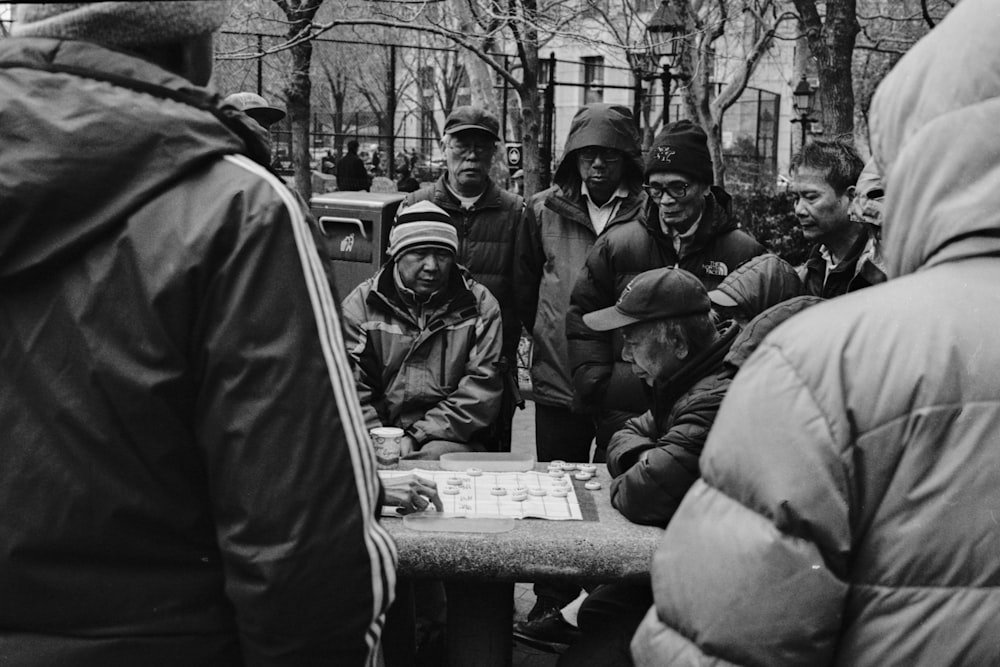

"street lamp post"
[629,0,684,133]
[791,75,816,147]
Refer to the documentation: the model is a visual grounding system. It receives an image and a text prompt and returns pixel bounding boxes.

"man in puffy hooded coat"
[566,120,763,460]
[0,4,395,665]
[513,103,647,632]
[515,103,648,465]
[632,1,1000,664]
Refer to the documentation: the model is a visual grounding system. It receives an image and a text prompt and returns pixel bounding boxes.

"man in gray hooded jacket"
[514,103,647,637]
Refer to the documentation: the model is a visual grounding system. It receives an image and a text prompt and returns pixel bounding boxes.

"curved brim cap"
[245,106,286,128]
[708,289,739,308]
[443,106,501,141]
[583,267,710,331]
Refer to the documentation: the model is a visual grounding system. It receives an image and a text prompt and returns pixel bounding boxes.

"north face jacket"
[0,38,395,666]
[340,264,503,446]
[401,176,524,359]
[632,2,1000,664]
[514,103,647,410]
[566,188,763,414]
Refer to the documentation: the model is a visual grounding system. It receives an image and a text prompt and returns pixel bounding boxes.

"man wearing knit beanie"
[642,119,762,279]
[1,3,396,665]
[341,200,504,460]
[565,118,762,459]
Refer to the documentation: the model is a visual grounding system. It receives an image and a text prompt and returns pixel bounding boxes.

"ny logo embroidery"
[653,146,676,164]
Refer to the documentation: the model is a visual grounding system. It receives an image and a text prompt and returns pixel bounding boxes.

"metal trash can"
[310,191,407,295]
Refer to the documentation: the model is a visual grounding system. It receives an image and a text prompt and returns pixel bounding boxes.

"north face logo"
[704,261,728,277]
[652,146,676,164]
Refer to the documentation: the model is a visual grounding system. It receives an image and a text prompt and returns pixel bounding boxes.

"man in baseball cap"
[555,266,741,663]
[223,91,286,128]
[398,105,525,455]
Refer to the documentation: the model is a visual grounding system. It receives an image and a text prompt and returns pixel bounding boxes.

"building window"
[582,56,604,105]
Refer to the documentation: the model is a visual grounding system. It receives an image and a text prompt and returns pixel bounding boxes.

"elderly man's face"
[444,130,496,195]
[621,321,686,386]
[647,171,709,234]
[790,166,855,246]
[396,247,454,297]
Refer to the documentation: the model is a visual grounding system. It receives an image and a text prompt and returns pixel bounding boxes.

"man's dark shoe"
[512,608,582,654]
[525,595,561,622]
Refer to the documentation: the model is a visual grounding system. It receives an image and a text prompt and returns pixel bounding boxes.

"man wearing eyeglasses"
[566,119,763,463]
[399,106,525,453]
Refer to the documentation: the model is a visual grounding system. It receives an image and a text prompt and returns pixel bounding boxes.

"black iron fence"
[214,31,780,192]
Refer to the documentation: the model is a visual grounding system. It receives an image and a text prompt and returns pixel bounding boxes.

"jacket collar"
[368,262,479,325]
[545,184,648,234]
[652,320,741,418]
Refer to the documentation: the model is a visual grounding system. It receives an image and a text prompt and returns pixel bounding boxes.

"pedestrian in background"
[338,139,371,191]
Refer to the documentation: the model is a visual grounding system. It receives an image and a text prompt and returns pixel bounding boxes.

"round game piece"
[551,487,569,498]
[528,487,547,497]
[512,492,528,502]
[466,467,483,477]
[512,486,529,495]
[579,463,597,473]
[585,480,602,491]
[490,486,507,496]
[574,471,593,481]
[559,462,578,471]
[443,486,460,495]
[548,469,566,478]
[446,476,464,486]
[550,459,567,468]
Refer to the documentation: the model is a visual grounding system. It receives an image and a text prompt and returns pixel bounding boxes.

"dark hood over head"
[0,38,265,284]
[554,103,644,191]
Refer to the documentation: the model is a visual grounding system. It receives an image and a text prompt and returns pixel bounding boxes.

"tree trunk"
[793,0,859,136]
[819,0,858,135]
[287,40,314,200]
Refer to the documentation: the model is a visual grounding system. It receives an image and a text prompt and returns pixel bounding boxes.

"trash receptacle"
[310,191,407,295]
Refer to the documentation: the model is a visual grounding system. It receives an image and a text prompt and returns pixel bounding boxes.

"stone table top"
[381,462,663,585]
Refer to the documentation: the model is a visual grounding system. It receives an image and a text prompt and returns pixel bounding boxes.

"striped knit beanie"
[12,2,232,48]
[387,202,459,259]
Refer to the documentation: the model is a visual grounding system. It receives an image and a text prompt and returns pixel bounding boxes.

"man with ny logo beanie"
[566,119,763,462]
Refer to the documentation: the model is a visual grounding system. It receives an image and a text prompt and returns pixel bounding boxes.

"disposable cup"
[370,426,404,469]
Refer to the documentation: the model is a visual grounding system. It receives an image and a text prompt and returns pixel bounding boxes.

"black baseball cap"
[443,106,501,141]
[583,268,710,331]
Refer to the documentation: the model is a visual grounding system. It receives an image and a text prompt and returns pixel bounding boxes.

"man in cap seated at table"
[541,267,740,666]
[341,201,504,460]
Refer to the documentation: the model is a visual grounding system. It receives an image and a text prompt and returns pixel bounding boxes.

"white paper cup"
[370,426,404,469]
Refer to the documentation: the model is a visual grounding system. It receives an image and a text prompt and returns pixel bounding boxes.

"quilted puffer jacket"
[401,177,524,358]
[632,2,1000,664]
